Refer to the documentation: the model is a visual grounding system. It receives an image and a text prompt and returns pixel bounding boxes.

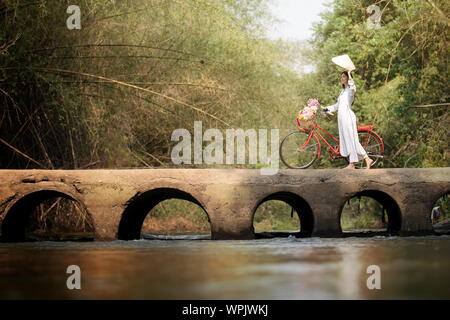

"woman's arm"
[347,70,356,105]
[348,70,356,92]
[324,102,338,113]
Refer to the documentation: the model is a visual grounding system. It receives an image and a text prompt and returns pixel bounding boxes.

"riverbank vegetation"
[0,0,448,235]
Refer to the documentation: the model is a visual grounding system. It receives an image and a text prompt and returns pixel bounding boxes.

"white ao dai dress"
[326,79,368,163]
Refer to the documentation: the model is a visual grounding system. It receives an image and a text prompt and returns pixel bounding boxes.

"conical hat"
[332,54,355,71]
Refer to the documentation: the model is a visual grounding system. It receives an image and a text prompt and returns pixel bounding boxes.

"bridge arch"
[251,191,314,237]
[118,188,210,240]
[339,190,402,234]
[430,190,450,213]
[430,190,450,232]
[1,190,93,242]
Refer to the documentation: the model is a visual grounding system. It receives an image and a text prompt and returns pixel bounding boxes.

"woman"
[323,70,373,169]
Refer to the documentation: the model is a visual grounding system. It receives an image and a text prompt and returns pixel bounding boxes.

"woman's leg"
[342,112,373,169]
[343,162,356,169]
[364,156,373,170]
[343,157,372,169]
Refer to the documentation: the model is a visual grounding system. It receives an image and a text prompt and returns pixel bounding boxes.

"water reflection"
[0,236,449,299]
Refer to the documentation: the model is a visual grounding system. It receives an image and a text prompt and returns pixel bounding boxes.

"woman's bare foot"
[343,163,355,169]
[365,157,374,170]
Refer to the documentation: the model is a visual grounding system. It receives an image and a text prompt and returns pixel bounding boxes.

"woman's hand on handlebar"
[321,107,331,114]
[320,107,333,118]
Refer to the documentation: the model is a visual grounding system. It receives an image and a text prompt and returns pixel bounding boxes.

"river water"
[0,236,449,299]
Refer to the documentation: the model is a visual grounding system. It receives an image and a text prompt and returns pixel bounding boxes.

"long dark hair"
[342,71,349,89]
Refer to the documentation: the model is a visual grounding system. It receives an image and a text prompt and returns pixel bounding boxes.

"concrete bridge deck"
[0,168,448,241]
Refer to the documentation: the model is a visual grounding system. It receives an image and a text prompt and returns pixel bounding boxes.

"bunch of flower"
[298,98,320,121]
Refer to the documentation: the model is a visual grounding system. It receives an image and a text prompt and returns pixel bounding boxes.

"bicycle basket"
[297,115,315,130]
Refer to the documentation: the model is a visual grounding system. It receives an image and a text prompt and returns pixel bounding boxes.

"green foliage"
[142,199,210,234]
[341,197,387,230]
[254,200,300,232]
[434,194,450,224]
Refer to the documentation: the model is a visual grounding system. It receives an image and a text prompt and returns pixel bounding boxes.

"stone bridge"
[0,168,448,241]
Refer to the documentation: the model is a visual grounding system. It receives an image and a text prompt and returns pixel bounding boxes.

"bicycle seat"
[357,125,374,131]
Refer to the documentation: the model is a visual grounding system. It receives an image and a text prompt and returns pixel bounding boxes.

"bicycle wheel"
[280,130,319,169]
[355,130,384,169]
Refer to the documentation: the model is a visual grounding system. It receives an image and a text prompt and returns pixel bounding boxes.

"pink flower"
[308,99,319,107]
[299,98,320,121]
[307,98,320,107]
[303,110,314,120]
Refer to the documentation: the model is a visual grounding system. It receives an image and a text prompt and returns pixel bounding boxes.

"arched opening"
[1,190,94,242]
[432,192,450,234]
[118,188,210,240]
[339,190,401,236]
[252,192,313,238]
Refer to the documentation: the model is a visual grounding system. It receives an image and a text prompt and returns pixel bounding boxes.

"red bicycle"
[280,111,384,169]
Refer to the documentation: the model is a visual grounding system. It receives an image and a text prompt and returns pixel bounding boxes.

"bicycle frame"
[296,119,337,159]
[296,117,384,160]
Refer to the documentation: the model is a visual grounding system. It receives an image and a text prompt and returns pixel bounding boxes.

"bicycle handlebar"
[318,110,332,120]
